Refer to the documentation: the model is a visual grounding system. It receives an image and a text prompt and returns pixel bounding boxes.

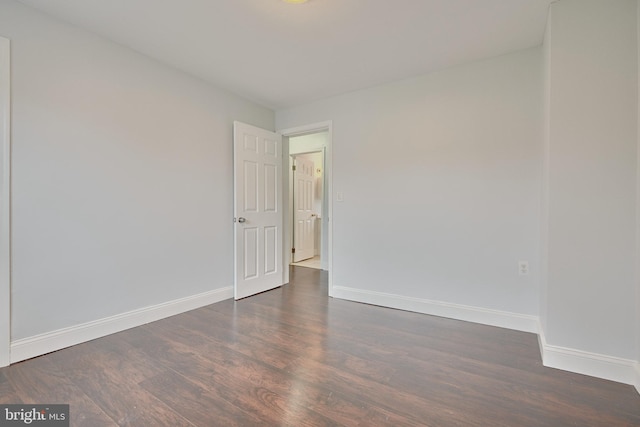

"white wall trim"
[279,121,333,138]
[10,286,232,363]
[0,36,11,368]
[332,286,539,333]
[538,321,638,387]
[634,363,640,394]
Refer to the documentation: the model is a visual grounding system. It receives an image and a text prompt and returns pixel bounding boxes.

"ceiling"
[17,0,554,109]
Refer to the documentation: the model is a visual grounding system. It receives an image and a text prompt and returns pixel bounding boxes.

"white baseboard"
[331,286,539,333]
[635,364,640,394]
[537,322,637,387]
[10,286,233,363]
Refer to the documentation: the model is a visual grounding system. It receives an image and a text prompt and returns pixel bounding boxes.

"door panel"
[264,164,277,211]
[264,226,277,274]
[243,227,258,280]
[234,122,283,299]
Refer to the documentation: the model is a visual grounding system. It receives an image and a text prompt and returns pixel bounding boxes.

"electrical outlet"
[518,261,529,276]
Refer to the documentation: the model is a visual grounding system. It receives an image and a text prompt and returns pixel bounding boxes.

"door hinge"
[292,248,296,254]
[292,165,296,171]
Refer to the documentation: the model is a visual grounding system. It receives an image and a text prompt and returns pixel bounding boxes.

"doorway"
[280,122,333,296]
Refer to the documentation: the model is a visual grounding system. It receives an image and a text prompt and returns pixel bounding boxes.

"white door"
[233,122,284,300]
[293,156,315,262]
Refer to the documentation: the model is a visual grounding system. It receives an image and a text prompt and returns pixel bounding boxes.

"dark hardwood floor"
[1,266,639,426]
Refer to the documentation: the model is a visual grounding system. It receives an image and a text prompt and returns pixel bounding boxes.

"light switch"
[336,191,344,202]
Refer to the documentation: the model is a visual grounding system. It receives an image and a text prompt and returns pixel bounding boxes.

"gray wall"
[1,0,274,340]
[542,0,638,360]
[277,47,543,318]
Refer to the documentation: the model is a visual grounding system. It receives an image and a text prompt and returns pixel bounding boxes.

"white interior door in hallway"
[293,156,315,262]
[233,122,284,300]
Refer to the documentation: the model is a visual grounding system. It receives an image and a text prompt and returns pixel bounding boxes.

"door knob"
[237,217,246,223]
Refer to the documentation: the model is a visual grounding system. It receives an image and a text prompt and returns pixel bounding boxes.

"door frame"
[279,121,333,296]
[0,36,11,367]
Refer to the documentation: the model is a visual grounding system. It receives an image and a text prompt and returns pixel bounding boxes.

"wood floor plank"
[140,370,269,427]
[161,304,498,425]
[44,332,194,427]
[0,371,20,405]
[130,312,405,426]
[130,321,377,426]
[118,327,337,426]
[2,356,116,426]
